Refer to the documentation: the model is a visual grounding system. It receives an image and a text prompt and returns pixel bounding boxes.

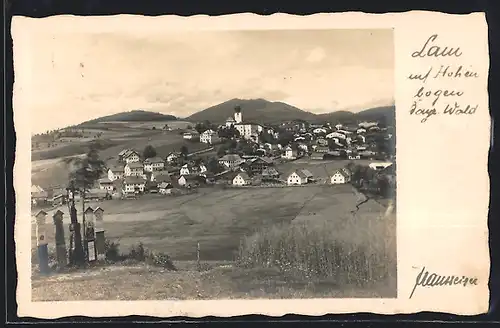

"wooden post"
[84,206,97,262]
[94,207,106,261]
[52,210,67,268]
[35,210,50,274]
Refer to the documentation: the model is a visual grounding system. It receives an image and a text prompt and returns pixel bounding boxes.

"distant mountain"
[313,106,395,125]
[355,106,395,123]
[79,110,177,125]
[185,98,318,124]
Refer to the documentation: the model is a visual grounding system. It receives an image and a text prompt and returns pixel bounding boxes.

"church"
[225,106,263,143]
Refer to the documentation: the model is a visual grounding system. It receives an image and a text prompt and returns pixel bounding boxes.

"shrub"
[237,215,396,287]
[104,240,124,262]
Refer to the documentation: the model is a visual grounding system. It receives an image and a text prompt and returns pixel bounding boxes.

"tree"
[207,157,224,174]
[259,130,274,144]
[68,145,106,191]
[180,145,189,158]
[217,146,227,157]
[143,145,157,159]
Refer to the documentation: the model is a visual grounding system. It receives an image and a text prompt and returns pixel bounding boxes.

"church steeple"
[234,105,242,123]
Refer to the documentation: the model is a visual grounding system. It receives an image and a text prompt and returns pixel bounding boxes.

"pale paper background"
[13,11,490,317]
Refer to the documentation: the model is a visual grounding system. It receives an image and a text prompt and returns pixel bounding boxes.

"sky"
[13,24,394,134]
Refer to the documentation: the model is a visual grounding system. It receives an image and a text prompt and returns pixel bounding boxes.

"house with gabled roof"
[124,161,144,177]
[330,168,351,184]
[144,157,165,172]
[120,149,141,163]
[178,175,199,188]
[232,172,251,186]
[287,169,309,185]
[99,177,115,191]
[218,154,244,169]
[122,176,146,194]
[166,152,180,164]
[282,146,298,160]
[107,164,125,181]
[261,167,280,180]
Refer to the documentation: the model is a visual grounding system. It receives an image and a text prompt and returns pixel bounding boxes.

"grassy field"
[32,185,384,261]
[31,185,396,300]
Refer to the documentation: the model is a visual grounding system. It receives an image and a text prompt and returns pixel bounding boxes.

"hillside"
[79,110,177,126]
[313,106,395,125]
[355,106,396,123]
[185,98,318,124]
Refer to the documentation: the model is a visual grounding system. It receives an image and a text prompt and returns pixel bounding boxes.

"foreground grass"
[31,262,396,301]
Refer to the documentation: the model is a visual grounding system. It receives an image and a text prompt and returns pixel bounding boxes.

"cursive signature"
[409,267,479,299]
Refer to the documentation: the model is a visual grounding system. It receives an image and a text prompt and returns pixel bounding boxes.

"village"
[31,105,396,207]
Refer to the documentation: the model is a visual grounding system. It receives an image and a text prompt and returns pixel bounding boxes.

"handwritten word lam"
[412,34,462,58]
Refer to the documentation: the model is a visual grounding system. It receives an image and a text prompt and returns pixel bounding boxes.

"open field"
[31,185,388,261]
[31,185,395,301]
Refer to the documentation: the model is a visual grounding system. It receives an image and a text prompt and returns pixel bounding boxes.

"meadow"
[31,185,396,300]
[32,185,388,261]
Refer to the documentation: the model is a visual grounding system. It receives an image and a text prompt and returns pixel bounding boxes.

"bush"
[104,240,177,271]
[105,240,124,262]
[237,216,396,287]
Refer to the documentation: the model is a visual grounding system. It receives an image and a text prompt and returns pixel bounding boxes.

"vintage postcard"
[13,11,490,318]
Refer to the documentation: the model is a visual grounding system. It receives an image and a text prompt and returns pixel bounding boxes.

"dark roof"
[127,162,144,169]
[219,154,242,162]
[123,176,146,185]
[155,174,172,183]
[144,157,164,164]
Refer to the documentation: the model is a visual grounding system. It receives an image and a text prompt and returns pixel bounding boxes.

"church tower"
[234,105,242,124]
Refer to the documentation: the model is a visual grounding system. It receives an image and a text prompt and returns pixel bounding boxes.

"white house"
[287,170,309,185]
[166,152,180,163]
[158,182,174,194]
[232,172,251,186]
[200,129,219,144]
[99,178,115,191]
[234,123,263,142]
[219,154,244,168]
[335,123,343,130]
[199,164,207,174]
[180,164,192,176]
[124,161,144,177]
[107,166,124,181]
[356,128,367,134]
[122,176,146,194]
[330,168,351,184]
[143,157,165,172]
[121,150,141,163]
[225,116,236,128]
[282,146,298,160]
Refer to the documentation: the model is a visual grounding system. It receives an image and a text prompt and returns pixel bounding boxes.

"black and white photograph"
[24,25,398,301]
